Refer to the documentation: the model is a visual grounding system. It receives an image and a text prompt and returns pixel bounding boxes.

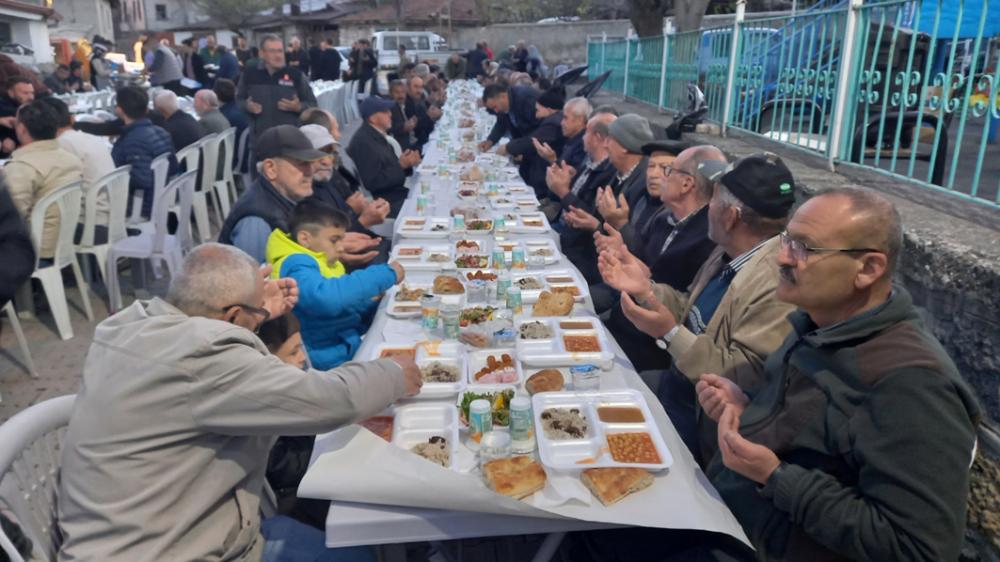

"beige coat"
[653,236,795,392]
[5,140,83,258]
[57,299,408,561]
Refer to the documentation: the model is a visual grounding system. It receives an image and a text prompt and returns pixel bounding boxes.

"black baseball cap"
[697,152,796,219]
[256,125,327,161]
[641,139,691,156]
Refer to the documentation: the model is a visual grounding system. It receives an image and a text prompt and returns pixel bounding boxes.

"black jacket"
[319,48,343,81]
[506,110,563,199]
[608,206,716,371]
[0,95,20,156]
[163,110,207,151]
[183,52,209,86]
[558,158,616,284]
[560,131,586,171]
[307,46,323,78]
[236,63,316,137]
[0,181,35,308]
[405,95,435,147]
[346,123,408,218]
[486,86,540,145]
[389,102,414,150]
[708,287,980,562]
[285,48,309,74]
[464,48,488,78]
[218,175,295,246]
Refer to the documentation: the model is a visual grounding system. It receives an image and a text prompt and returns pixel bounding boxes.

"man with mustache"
[598,152,797,460]
[696,187,980,562]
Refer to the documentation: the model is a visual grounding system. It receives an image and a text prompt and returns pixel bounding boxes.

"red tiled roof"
[339,0,480,23]
[0,0,59,20]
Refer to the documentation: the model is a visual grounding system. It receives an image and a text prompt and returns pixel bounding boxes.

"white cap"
[299,124,336,150]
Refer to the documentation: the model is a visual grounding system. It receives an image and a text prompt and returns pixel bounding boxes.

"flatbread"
[581,467,654,506]
[433,275,465,295]
[532,291,574,317]
[483,456,547,499]
[526,369,564,394]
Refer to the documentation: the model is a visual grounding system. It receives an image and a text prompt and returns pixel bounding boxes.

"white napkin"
[381,318,425,345]
[532,468,593,508]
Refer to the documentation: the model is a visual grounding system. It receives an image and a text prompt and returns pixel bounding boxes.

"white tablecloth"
[299,84,750,550]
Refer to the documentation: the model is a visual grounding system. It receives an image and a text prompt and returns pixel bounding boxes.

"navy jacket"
[560,131,586,171]
[217,51,240,81]
[607,206,716,371]
[486,86,540,145]
[112,118,176,217]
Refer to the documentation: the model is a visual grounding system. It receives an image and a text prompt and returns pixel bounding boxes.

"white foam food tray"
[532,389,673,471]
[515,317,615,369]
[413,340,467,399]
[466,348,523,386]
[390,244,455,272]
[398,217,452,239]
[454,253,492,270]
[509,269,590,304]
[385,283,432,319]
[505,212,551,234]
[391,403,461,471]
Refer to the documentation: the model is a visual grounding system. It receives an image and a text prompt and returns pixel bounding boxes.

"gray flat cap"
[608,114,654,154]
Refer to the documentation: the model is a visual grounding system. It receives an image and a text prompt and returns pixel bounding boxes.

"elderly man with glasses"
[58,243,422,562]
[219,125,325,263]
[598,152,798,461]
[696,187,980,562]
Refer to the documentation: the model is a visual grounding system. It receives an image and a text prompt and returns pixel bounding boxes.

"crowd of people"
[0,30,982,562]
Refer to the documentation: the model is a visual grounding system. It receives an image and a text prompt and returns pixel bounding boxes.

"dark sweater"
[346,123,408,217]
[707,287,980,562]
[0,182,35,307]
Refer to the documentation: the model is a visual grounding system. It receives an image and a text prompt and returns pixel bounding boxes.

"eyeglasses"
[662,165,693,179]
[779,230,882,263]
[222,303,271,332]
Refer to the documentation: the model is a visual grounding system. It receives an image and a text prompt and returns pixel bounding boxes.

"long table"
[300,82,748,559]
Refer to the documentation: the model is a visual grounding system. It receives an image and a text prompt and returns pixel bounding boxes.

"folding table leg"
[530,532,566,562]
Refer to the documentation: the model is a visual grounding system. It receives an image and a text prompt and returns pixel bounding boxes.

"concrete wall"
[451,19,634,67]
[51,0,116,42]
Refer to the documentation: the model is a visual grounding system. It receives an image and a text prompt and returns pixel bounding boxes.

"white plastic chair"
[216,128,238,210]
[179,138,217,243]
[29,182,94,341]
[0,394,75,562]
[106,171,196,312]
[2,302,36,378]
[197,134,226,237]
[75,165,131,287]
[234,127,251,182]
[127,152,172,226]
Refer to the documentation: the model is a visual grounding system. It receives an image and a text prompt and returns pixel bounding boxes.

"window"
[0,23,10,45]
[155,4,167,21]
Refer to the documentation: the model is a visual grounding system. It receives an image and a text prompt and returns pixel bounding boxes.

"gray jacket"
[57,298,407,561]
[200,109,232,135]
[150,44,183,85]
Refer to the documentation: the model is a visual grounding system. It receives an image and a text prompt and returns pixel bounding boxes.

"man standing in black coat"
[464,42,488,79]
[346,96,421,218]
[0,175,35,308]
[307,38,323,79]
[237,34,316,140]
[319,39,343,81]
[501,87,565,199]
[478,83,540,153]
[179,38,209,89]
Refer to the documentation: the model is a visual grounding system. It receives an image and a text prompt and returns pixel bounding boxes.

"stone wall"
[451,19,634,68]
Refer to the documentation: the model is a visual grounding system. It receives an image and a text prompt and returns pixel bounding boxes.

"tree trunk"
[674,0,712,31]
[629,0,665,37]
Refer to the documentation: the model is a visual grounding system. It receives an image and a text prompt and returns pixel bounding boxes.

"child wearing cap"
[266,199,405,369]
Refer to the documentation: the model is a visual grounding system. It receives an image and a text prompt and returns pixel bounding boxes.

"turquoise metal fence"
[584,0,1000,209]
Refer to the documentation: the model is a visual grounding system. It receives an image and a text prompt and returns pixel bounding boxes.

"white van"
[372,31,450,69]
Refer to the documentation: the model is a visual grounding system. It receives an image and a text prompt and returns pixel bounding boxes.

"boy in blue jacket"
[266,199,405,369]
